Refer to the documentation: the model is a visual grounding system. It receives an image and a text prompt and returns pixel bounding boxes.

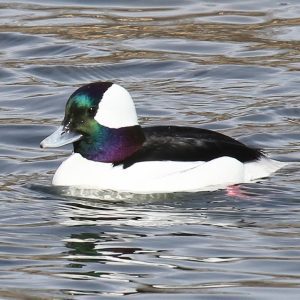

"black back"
[117,126,264,168]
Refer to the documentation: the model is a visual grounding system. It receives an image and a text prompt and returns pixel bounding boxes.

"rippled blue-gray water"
[0,1,300,299]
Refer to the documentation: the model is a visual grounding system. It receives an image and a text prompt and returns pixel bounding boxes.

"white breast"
[52,153,287,194]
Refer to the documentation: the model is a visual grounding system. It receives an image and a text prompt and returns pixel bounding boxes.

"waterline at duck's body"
[40,82,287,194]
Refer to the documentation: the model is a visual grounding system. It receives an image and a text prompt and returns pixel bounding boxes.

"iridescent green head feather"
[63,82,113,134]
[41,81,144,163]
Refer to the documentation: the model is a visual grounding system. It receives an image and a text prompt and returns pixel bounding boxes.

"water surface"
[0,0,300,299]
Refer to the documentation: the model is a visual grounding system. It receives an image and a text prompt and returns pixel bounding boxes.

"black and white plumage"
[40,81,286,193]
[116,126,264,168]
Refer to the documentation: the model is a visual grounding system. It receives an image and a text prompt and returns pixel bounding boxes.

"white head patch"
[94,83,139,129]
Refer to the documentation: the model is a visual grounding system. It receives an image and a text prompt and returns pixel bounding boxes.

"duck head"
[40,82,145,163]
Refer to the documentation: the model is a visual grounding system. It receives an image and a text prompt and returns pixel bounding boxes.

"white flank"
[243,157,289,182]
[94,83,138,128]
[52,154,287,194]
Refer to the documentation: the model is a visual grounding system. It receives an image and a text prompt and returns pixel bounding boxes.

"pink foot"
[226,185,247,198]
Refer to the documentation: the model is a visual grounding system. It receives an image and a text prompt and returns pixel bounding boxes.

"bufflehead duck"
[40,82,286,193]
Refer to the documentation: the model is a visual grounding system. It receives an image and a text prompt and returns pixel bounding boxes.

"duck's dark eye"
[88,106,97,117]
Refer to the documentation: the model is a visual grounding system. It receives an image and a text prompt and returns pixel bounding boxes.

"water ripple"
[0,0,300,299]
